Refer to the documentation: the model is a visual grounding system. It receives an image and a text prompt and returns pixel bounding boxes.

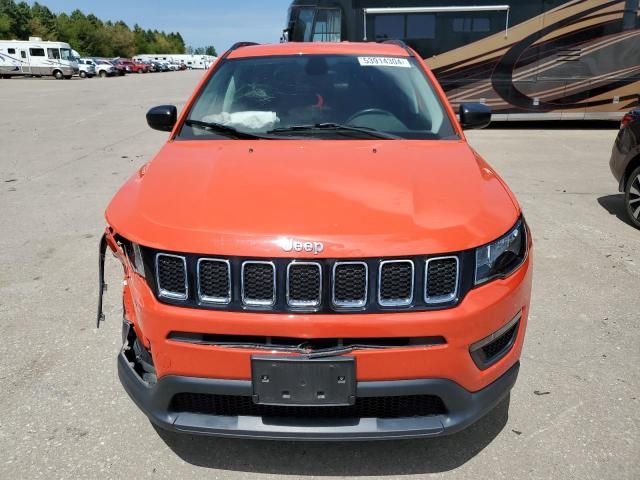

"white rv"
[0,38,79,79]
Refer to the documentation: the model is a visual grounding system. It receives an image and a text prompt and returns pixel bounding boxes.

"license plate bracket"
[251,356,356,406]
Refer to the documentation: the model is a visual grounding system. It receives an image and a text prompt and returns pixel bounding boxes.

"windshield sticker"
[358,57,411,68]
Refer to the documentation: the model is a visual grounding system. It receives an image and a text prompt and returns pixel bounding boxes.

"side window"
[47,48,60,59]
[8,48,16,54]
[312,9,342,42]
[473,18,491,32]
[29,48,45,57]
[372,14,436,40]
[452,17,491,33]
[406,14,436,39]
[21,51,27,59]
[373,15,404,40]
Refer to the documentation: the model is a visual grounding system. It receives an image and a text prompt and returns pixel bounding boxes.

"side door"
[19,49,31,74]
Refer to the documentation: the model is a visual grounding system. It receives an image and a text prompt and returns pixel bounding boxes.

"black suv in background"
[610,109,640,229]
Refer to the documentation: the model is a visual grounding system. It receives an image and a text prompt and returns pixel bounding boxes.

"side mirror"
[459,103,492,130]
[146,105,177,132]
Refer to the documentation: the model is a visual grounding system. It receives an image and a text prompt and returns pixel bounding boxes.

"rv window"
[473,18,491,32]
[47,48,60,59]
[312,9,341,42]
[406,14,436,39]
[30,48,45,57]
[292,8,315,42]
[452,17,491,33]
[374,15,404,41]
[21,51,26,58]
[8,48,16,54]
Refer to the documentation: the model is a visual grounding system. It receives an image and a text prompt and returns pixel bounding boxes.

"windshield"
[60,48,73,61]
[180,55,456,140]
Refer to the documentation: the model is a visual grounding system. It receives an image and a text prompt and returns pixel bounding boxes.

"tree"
[0,13,12,37]
[13,2,31,40]
[30,2,56,39]
[0,0,187,56]
[204,45,216,56]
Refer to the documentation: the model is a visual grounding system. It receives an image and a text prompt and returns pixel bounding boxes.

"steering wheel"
[346,108,396,125]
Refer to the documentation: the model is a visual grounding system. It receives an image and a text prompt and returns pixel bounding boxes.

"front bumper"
[118,347,519,440]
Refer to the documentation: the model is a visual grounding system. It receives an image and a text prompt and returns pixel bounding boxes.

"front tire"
[53,70,63,80]
[99,70,107,78]
[625,166,640,229]
[80,71,86,78]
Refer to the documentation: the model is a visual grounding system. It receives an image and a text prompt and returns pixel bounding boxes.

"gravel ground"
[0,71,638,479]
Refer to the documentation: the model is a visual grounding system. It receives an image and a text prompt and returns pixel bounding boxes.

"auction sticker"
[358,57,411,68]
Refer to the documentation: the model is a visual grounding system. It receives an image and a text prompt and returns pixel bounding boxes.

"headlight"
[126,242,146,278]
[475,218,528,285]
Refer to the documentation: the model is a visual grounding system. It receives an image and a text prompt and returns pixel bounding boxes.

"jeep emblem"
[282,238,324,255]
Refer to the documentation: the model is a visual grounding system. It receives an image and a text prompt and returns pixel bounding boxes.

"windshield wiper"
[184,119,269,139]
[268,123,401,139]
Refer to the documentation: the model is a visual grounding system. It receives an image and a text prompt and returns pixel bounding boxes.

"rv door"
[19,50,30,74]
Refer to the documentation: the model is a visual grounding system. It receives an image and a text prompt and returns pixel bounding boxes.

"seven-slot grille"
[156,254,188,300]
[425,257,459,303]
[333,262,368,307]
[153,253,461,312]
[287,262,322,308]
[198,259,231,304]
[378,260,414,306]
[242,262,276,306]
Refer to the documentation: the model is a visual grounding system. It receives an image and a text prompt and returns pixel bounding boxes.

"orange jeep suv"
[98,41,532,440]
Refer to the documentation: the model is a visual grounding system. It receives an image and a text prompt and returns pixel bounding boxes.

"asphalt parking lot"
[0,71,638,479]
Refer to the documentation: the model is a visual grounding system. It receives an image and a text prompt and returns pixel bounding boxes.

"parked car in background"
[140,60,156,72]
[77,58,96,78]
[151,61,166,72]
[610,108,640,229]
[135,59,151,73]
[112,58,148,74]
[156,60,171,72]
[102,58,126,76]
[91,58,117,78]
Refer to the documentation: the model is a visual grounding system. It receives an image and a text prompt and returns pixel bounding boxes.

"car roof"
[227,42,410,59]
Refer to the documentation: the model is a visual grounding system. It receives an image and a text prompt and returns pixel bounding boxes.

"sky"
[27,0,293,53]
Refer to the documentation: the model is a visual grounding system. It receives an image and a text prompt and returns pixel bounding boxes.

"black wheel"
[80,71,86,78]
[625,165,640,229]
[53,70,63,80]
[99,70,107,78]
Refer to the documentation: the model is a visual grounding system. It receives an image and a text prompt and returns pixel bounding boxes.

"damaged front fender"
[97,233,108,328]
[96,228,128,328]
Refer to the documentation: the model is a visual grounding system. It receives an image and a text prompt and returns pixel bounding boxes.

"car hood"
[106,140,520,257]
